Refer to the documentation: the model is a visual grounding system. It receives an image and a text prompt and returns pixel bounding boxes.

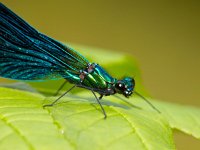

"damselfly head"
[115,77,135,97]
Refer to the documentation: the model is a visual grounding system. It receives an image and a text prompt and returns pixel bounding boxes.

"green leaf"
[154,101,200,139]
[0,87,175,150]
[121,97,200,140]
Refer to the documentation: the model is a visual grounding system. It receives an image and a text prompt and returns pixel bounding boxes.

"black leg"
[53,80,68,96]
[99,94,103,100]
[43,85,77,107]
[46,83,107,118]
[91,90,107,119]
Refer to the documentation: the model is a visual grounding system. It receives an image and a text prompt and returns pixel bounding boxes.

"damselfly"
[0,3,160,118]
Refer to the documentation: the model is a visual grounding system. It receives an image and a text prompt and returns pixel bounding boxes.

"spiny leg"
[43,85,77,107]
[53,80,68,96]
[91,91,107,119]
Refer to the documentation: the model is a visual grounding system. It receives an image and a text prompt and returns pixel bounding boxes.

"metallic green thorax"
[82,64,116,89]
[65,63,116,91]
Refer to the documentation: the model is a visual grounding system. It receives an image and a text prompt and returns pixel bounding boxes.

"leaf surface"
[0,87,175,150]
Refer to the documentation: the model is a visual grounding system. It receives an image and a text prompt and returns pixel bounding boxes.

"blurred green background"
[1,0,200,149]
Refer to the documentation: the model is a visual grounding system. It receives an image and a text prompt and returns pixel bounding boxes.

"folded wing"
[0,3,89,81]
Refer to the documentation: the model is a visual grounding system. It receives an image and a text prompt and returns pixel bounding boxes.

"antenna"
[134,91,161,113]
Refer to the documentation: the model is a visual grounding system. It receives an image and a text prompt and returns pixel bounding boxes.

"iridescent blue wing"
[0,3,89,81]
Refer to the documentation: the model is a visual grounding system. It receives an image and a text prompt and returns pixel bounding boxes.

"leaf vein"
[0,114,34,150]
[109,107,149,150]
[44,108,76,150]
[105,131,134,147]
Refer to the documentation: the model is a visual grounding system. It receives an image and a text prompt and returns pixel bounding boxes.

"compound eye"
[116,82,125,90]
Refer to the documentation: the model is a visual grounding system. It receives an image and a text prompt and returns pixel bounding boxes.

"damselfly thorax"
[78,63,116,96]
